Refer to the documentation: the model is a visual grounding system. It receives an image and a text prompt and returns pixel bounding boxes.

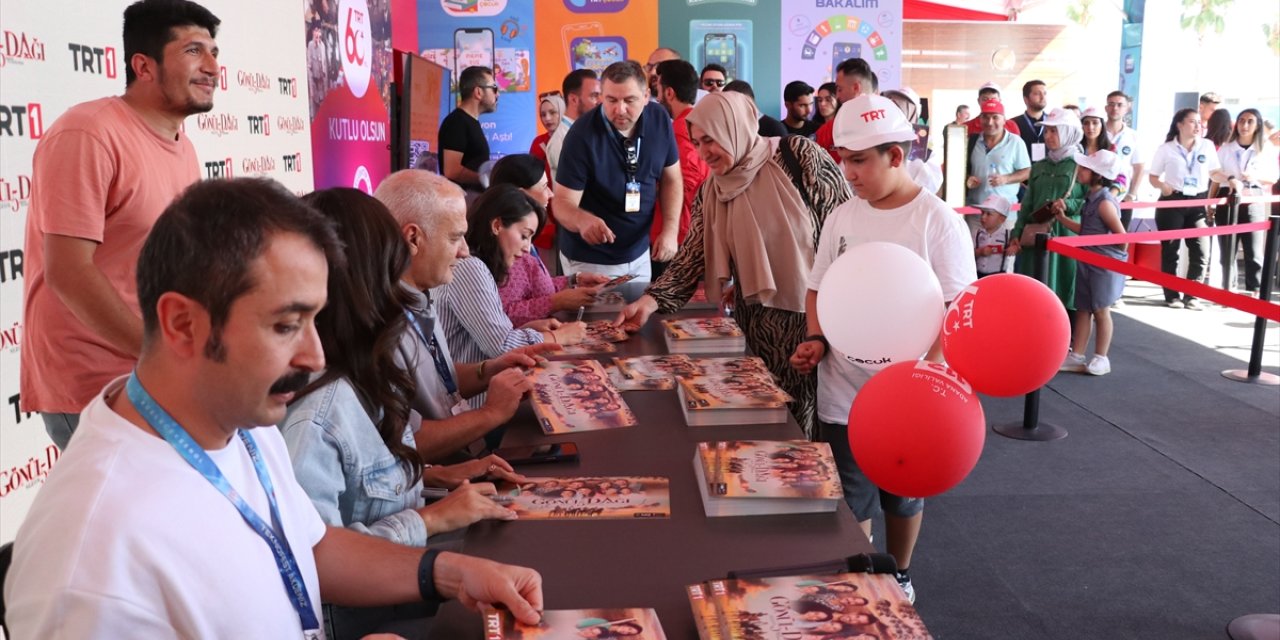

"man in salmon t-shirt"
[21,0,222,449]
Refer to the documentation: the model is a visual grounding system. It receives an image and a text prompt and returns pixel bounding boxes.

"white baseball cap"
[979,81,1001,94]
[1079,106,1104,122]
[976,194,1013,218]
[833,94,917,151]
[1041,107,1081,129]
[1073,149,1121,181]
[882,87,921,112]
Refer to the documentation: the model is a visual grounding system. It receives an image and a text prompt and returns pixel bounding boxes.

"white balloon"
[816,242,944,370]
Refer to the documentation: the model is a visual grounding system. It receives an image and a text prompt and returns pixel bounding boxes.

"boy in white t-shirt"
[790,94,977,604]
[973,194,1015,277]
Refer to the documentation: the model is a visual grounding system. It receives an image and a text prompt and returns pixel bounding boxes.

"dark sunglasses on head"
[538,90,561,100]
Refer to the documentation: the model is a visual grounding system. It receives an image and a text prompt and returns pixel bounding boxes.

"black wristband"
[417,548,443,602]
[804,334,829,351]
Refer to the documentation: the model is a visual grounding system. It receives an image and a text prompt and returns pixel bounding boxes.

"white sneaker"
[1060,351,1087,372]
[1086,355,1111,376]
[896,572,916,604]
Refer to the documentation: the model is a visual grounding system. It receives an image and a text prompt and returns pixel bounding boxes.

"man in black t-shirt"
[782,80,819,138]
[439,65,497,191]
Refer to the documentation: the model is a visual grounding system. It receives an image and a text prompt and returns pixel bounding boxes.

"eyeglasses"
[702,79,725,88]
[481,84,500,93]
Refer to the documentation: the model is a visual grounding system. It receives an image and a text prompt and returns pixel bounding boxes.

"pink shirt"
[21,97,200,413]
[497,253,568,327]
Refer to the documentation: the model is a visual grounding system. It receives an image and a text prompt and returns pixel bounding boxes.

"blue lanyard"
[125,373,320,636]
[1235,147,1255,178]
[404,308,458,395]
[1175,142,1200,176]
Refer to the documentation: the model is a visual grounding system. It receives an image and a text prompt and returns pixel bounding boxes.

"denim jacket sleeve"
[279,380,429,547]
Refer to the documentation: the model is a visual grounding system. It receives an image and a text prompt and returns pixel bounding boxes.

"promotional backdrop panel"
[308,0,394,193]
[0,0,313,543]
[779,0,903,101]
[418,0,537,158]
[534,0,658,133]
[658,0,782,119]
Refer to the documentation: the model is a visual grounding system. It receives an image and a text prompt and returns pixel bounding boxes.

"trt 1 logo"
[67,43,117,77]
[0,103,44,139]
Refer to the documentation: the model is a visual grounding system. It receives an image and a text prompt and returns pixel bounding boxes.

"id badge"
[1181,176,1199,196]
[624,180,641,213]
[1031,143,1046,162]
[449,393,468,416]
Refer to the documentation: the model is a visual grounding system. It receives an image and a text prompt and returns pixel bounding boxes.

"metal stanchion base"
[1221,369,1280,385]
[992,421,1068,441]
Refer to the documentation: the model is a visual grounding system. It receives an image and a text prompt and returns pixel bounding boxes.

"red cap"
[979,99,1005,116]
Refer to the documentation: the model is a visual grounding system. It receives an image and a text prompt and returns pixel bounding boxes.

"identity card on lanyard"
[125,373,323,640]
[623,136,642,213]
[405,308,469,415]
[1178,143,1203,196]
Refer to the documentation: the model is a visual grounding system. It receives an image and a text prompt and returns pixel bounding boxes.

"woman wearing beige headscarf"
[616,91,851,437]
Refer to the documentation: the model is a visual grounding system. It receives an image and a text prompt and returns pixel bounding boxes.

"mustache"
[269,370,311,396]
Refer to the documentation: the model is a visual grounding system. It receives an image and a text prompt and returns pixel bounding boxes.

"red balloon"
[941,273,1070,397]
[848,361,986,498]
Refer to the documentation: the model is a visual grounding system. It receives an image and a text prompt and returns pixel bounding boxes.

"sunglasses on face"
[702,79,725,88]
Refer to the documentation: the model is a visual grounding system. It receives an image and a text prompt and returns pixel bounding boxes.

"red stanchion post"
[993,232,1069,441]
[1222,215,1280,385]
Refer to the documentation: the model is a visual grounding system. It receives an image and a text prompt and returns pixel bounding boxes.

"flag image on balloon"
[816,242,944,370]
[941,273,1071,397]
[847,361,986,498]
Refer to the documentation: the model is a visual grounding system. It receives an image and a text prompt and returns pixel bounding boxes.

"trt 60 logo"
[246,114,270,135]
[278,77,298,97]
[0,103,43,139]
[1,174,32,211]
[282,153,303,173]
[204,158,234,179]
[68,43,117,78]
[1,30,47,66]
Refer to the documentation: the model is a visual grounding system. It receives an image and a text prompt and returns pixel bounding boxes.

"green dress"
[1012,157,1087,309]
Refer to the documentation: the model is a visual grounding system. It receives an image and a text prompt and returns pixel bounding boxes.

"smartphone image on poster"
[703,33,738,79]
[569,36,627,73]
[561,22,604,68]
[453,27,494,90]
[832,42,861,71]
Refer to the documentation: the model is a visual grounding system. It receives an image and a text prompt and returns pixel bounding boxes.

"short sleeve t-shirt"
[1149,138,1220,195]
[5,377,328,638]
[438,107,490,175]
[807,190,978,424]
[555,101,679,265]
[968,131,1031,205]
[784,120,820,139]
[21,96,200,413]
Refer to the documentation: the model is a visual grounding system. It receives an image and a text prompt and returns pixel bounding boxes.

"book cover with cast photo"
[496,476,671,519]
[484,607,667,639]
[528,360,637,434]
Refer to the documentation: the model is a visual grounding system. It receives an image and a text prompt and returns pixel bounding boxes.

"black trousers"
[1217,198,1268,292]
[1155,192,1210,302]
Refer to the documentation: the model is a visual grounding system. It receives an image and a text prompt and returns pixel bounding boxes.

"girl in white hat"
[1054,150,1128,376]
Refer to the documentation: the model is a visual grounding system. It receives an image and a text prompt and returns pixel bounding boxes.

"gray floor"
[896,289,1280,639]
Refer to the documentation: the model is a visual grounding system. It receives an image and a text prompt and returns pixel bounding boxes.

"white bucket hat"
[1073,149,1121,181]
[833,94,917,151]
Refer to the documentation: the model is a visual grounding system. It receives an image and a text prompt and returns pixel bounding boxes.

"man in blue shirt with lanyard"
[1014,80,1049,161]
[5,178,543,638]
[553,60,682,283]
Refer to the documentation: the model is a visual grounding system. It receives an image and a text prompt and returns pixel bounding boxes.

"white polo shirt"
[1149,138,1220,196]
[1217,140,1279,191]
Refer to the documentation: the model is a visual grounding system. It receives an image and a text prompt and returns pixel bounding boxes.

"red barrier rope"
[1047,221,1280,322]
[955,194,1279,215]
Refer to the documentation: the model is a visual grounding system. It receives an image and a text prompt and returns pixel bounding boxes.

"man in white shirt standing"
[1105,91,1145,212]
[4,178,543,638]
[545,68,600,183]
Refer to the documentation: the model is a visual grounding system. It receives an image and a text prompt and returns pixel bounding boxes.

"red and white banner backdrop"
[0,0,313,543]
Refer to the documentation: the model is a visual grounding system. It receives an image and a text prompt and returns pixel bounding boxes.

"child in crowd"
[1057,150,1128,376]
[973,194,1015,277]
[790,95,977,604]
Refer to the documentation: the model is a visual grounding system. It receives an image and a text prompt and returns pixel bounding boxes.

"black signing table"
[425,306,874,640]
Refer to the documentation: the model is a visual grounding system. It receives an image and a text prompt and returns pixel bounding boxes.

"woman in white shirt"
[1148,108,1221,309]
[1211,108,1278,292]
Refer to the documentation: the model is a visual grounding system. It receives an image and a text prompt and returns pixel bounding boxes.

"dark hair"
[818,82,837,95]
[489,153,545,190]
[1078,165,1115,190]
[656,59,698,104]
[1107,90,1131,103]
[700,63,727,78]
[1081,115,1112,154]
[1205,108,1233,147]
[836,57,875,92]
[723,80,755,99]
[123,0,221,86]
[466,184,545,285]
[600,60,646,90]
[297,188,422,484]
[137,178,343,360]
[874,140,913,158]
[458,65,493,99]
[1022,80,1046,98]
[784,80,815,103]
[1165,108,1198,142]
[1230,108,1266,152]
[562,68,597,98]
[956,104,970,115]
[1200,92,1221,105]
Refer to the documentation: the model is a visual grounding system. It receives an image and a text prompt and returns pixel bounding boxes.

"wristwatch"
[804,334,830,351]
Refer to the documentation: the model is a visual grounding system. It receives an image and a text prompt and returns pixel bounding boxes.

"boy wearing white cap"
[973,194,1015,277]
[789,94,977,603]
[1055,150,1128,376]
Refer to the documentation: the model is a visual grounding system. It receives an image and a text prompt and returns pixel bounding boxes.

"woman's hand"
[550,285,602,311]
[522,318,561,332]
[548,321,587,345]
[614,295,658,332]
[574,272,611,287]
[417,481,517,535]
[424,454,527,489]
